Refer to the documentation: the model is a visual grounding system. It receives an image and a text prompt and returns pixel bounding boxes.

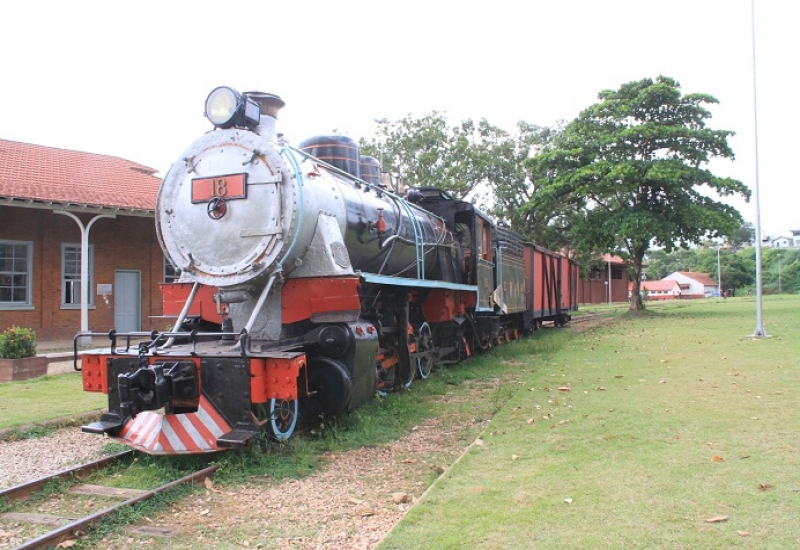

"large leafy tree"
[360,113,507,199]
[536,76,751,310]
[485,122,576,251]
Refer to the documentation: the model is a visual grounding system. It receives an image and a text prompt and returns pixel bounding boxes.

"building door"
[114,270,141,333]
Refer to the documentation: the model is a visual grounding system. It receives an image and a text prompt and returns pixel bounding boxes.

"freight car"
[78,86,578,454]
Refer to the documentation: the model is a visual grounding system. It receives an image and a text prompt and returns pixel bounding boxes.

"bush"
[0,326,38,359]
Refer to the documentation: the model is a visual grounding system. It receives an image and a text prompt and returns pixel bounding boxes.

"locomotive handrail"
[395,197,426,279]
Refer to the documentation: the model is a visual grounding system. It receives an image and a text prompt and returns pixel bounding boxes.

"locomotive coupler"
[117,361,199,419]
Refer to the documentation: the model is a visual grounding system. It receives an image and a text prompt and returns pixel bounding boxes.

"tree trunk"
[629,254,645,311]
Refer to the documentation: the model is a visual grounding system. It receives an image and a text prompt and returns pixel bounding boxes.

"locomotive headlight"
[205,86,261,129]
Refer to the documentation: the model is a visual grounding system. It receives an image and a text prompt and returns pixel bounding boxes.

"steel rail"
[0,451,133,503]
[9,463,219,550]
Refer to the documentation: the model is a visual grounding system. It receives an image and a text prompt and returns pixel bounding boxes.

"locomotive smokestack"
[244,92,285,142]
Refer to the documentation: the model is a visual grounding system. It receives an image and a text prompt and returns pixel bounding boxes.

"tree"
[726,221,755,251]
[360,113,507,199]
[535,76,751,310]
[485,122,577,252]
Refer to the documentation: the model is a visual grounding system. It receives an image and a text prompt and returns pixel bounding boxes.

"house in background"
[770,236,793,248]
[0,139,169,340]
[662,271,719,298]
[637,279,682,301]
[578,254,630,304]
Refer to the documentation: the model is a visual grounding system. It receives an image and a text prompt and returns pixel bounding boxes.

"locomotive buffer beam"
[83,361,200,436]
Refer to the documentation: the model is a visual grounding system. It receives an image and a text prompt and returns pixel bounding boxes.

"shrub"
[0,326,38,359]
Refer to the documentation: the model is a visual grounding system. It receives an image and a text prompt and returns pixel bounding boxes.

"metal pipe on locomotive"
[78,87,578,455]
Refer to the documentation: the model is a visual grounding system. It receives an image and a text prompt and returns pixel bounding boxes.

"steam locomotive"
[79,87,578,455]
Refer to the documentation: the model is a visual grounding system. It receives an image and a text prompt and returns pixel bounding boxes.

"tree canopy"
[533,76,751,309]
[360,112,509,199]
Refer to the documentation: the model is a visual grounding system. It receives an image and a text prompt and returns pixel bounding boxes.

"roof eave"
[0,196,155,218]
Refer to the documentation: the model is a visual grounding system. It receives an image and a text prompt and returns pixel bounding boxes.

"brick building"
[578,254,630,304]
[0,139,168,340]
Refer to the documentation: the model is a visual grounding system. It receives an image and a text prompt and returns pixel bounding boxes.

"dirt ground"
[95,406,487,549]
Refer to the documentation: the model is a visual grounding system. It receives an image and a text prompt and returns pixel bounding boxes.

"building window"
[62,244,94,308]
[164,257,180,283]
[612,268,623,280]
[0,241,33,308]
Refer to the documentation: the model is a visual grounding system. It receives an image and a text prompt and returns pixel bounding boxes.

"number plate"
[191,173,247,203]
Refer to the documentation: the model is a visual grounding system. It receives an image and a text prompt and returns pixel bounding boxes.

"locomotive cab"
[405,187,495,309]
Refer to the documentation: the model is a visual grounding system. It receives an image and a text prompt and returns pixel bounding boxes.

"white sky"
[2,0,797,237]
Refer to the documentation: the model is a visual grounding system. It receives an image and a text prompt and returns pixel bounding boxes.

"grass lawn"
[0,372,105,432]
[379,296,800,549]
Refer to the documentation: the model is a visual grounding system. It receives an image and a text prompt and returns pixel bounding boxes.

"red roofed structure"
[577,254,631,304]
[663,271,720,298]
[635,279,682,301]
[0,139,170,340]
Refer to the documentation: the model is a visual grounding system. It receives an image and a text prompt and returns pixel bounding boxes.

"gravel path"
[0,429,113,489]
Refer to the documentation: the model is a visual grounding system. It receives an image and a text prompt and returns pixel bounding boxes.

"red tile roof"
[677,272,718,286]
[0,139,161,212]
[640,279,680,292]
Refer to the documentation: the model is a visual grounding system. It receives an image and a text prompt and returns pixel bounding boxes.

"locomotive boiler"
[79,86,578,454]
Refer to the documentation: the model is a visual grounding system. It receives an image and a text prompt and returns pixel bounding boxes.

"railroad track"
[0,451,218,550]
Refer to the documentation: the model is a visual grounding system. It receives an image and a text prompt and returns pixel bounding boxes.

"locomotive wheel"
[377,344,414,394]
[268,398,298,441]
[416,322,434,379]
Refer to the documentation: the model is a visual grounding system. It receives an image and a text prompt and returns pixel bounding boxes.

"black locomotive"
[79,87,578,454]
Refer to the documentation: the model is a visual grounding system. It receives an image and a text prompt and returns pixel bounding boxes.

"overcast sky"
[2,1,796,237]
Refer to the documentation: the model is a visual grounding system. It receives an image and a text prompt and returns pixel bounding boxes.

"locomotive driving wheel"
[416,322,434,379]
[267,398,298,441]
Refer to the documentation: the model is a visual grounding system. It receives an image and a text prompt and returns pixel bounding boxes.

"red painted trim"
[281,276,361,324]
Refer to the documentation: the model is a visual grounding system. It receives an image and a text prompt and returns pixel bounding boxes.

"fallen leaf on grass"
[349,497,364,505]
[758,483,773,491]
[56,542,77,549]
[597,387,606,391]
[712,455,724,463]
[706,515,729,523]
[474,438,484,446]
[402,458,418,464]
[391,492,410,504]
[511,455,519,461]
[526,418,535,425]
[204,477,214,490]
[737,531,750,536]
[558,386,571,392]
[563,498,573,504]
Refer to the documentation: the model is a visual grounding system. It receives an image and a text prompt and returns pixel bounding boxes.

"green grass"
[7,297,798,548]
[379,296,800,549]
[0,372,106,432]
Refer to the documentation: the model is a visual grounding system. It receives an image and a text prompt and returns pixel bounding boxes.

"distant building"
[791,229,800,248]
[663,271,719,298]
[578,254,630,304]
[770,236,793,249]
[635,279,682,301]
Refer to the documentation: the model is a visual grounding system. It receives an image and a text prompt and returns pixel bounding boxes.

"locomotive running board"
[217,426,259,448]
[361,272,477,291]
[82,418,125,435]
